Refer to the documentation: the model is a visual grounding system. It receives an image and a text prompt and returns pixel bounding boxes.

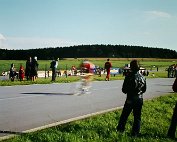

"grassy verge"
[0,76,80,86]
[0,70,167,86]
[2,93,177,142]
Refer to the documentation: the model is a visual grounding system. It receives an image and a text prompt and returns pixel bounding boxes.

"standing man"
[167,77,177,139]
[104,58,112,81]
[9,63,17,81]
[25,57,32,80]
[31,56,39,81]
[117,60,146,137]
[50,58,58,81]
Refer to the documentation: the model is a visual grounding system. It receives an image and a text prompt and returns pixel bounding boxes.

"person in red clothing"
[19,65,25,81]
[104,58,112,81]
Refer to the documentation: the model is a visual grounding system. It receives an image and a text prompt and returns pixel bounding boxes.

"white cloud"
[3,36,78,49]
[0,33,6,49]
[145,10,172,18]
[0,33,6,40]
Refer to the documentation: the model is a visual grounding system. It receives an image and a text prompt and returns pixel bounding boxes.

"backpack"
[122,72,146,95]
[172,78,177,92]
[134,72,146,94]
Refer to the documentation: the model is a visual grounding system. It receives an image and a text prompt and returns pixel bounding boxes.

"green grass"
[0,58,175,86]
[2,93,177,142]
[0,58,176,73]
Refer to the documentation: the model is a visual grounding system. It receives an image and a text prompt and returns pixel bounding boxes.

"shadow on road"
[21,92,74,96]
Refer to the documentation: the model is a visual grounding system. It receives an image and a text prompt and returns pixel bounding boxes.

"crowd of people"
[9,56,39,81]
[8,57,152,83]
[167,64,177,78]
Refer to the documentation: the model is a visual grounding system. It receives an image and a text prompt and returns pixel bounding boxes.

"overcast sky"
[0,0,177,51]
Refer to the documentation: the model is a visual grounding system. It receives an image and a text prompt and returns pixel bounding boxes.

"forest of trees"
[0,44,176,60]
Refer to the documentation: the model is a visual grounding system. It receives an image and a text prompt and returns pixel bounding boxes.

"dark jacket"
[172,78,177,92]
[122,71,146,100]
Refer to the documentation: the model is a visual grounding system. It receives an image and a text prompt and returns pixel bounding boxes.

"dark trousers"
[167,102,177,138]
[52,68,56,81]
[117,98,143,135]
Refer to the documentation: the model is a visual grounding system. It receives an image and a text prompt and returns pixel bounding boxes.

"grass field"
[0,58,175,86]
[0,58,177,73]
[2,93,177,142]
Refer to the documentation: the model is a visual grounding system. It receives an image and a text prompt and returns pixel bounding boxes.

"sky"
[0,0,177,51]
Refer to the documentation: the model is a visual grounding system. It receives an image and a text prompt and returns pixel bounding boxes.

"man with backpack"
[50,58,58,81]
[117,60,146,137]
[167,77,177,139]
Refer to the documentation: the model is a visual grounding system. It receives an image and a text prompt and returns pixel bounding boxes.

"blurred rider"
[76,60,95,95]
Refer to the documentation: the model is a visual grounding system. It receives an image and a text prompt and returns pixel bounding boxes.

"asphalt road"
[0,78,175,139]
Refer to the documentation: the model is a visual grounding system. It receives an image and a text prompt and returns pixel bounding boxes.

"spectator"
[104,58,112,81]
[25,57,32,80]
[50,58,58,81]
[71,66,76,75]
[19,65,25,81]
[9,63,17,81]
[31,56,39,81]
[98,67,102,77]
[57,70,61,77]
[167,77,177,139]
[146,70,149,76]
[117,60,146,137]
[2,71,6,76]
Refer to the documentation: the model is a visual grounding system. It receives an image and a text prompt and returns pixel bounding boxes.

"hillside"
[0,44,176,60]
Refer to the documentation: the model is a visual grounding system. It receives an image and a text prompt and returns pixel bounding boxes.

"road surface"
[0,78,175,139]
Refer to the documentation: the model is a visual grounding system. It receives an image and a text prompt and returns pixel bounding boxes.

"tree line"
[0,44,177,60]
